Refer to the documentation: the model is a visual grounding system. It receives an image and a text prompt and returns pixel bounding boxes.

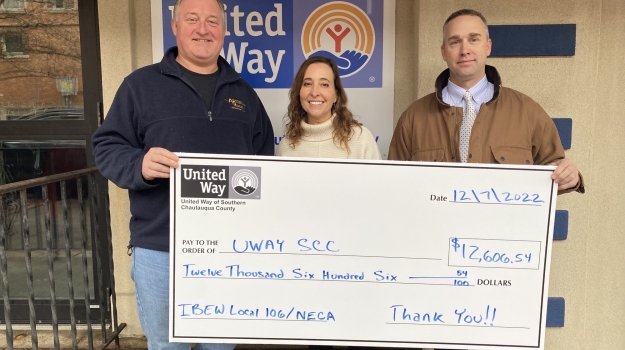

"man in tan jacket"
[388,9,583,193]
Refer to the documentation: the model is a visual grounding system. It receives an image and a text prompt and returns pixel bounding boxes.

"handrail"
[0,166,126,349]
[0,167,99,194]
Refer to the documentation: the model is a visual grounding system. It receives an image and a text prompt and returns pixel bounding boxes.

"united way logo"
[301,2,375,78]
[231,169,259,196]
[180,165,261,200]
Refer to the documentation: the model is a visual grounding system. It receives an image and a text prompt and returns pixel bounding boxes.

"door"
[0,0,107,324]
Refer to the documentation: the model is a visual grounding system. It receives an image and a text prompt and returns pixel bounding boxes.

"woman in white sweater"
[276,56,381,160]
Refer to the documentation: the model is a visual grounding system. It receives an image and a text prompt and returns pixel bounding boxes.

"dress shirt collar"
[446,75,492,106]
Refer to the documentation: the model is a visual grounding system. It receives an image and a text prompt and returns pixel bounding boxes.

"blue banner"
[159,0,384,88]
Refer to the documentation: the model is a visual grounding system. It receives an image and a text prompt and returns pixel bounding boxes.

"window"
[48,0,76,10]
[0,0,24,11]
[1,33,28,58]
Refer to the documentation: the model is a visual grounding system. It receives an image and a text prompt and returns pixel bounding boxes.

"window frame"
[0,0,25,12]
[1,32,29,59]
[46,0,77,11]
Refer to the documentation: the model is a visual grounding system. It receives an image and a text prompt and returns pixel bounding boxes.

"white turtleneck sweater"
[276,116,381,159]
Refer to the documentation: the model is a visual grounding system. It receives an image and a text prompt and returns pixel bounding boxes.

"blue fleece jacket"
[92,47,274,252]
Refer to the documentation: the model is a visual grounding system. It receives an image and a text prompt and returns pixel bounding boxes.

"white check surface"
[169,154,558,350]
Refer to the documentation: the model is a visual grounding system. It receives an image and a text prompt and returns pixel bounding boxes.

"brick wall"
[0,0,83,115]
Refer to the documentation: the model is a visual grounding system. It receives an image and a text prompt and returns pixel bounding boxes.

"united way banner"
[151,0,395,157]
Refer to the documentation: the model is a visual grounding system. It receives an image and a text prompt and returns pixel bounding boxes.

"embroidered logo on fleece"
[227,98,246,112]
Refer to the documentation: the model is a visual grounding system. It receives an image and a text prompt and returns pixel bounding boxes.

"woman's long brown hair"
[284,56,362,153]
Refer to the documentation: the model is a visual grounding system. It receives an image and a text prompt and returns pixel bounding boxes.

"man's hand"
[141,148,179,181]
[550,158,579,191]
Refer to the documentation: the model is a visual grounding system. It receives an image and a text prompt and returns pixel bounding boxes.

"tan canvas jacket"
[389,65,583,193]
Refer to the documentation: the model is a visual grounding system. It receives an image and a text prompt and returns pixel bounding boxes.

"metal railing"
[0,167,125,350]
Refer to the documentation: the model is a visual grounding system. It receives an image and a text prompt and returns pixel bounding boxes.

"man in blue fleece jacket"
[92,0,273,348]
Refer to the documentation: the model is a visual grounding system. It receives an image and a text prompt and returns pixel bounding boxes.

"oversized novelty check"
[169,154,558,350]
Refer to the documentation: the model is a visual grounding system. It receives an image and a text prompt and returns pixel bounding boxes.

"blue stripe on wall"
[547,297,566,327]
[554,210,569,241]
[553,118,573,150]
[490,24,576,57]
